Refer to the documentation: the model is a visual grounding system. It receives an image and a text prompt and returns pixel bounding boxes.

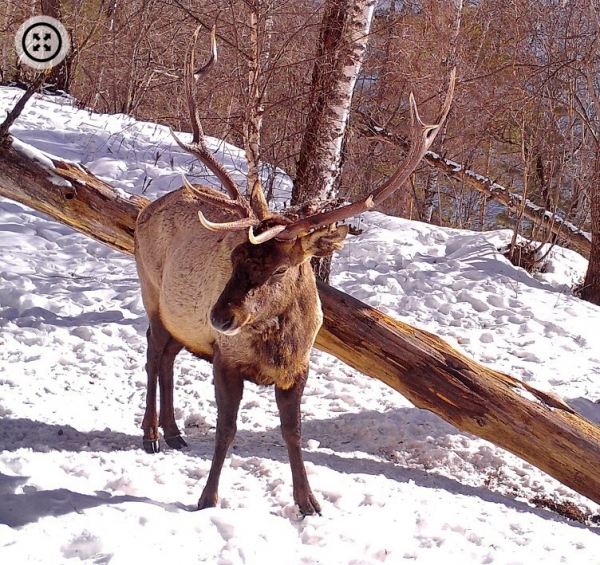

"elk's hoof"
[143,439,161,454]
[197,491,218,510]
[297,496,322,517]
[165,435,188,450]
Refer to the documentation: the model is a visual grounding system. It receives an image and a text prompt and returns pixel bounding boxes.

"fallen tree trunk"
[356,113,593,257]
[3,135,600,506]
[0,135,147,255]
[315,284,600,504]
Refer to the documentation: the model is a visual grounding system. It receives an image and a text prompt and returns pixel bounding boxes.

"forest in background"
[1,0,599,301]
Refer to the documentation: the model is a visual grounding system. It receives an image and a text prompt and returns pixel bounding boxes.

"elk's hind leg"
[159,336,186,449]
[142,315,183,453]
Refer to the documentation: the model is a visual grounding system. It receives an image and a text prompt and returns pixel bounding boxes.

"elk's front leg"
[198,354,244,510]
[275,374,321,516]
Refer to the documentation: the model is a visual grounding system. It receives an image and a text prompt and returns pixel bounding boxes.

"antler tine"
[248,224,287,244]
[181,174,254,219]
[193,24,217,83]
[275,69,457,241]
[198,210,259,233]
[170,25,253,219]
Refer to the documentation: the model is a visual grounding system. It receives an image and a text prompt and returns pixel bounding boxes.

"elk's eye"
[272,266,288,278]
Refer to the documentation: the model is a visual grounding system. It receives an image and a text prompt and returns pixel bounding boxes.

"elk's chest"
[218,302,322,389]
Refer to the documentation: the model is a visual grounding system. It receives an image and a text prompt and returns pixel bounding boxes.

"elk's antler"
[274,68,457,241]
[171,25,258,230]
[173,26,455,245]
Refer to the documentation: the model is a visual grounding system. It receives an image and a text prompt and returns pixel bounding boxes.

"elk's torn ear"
[300,224,350,258]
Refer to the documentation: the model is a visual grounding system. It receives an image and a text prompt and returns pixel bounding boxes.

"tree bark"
[0,136,146,255]
[315,283,600,506]
[579,12,600,306]
[293,0,375,282]
[3,134,600,505]
[41,0,72,92]
[293,0,374,205]
[581,172,600,304]
[356,113,593,257]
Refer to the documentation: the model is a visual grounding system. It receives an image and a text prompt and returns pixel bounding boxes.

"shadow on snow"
[1,410,598,532]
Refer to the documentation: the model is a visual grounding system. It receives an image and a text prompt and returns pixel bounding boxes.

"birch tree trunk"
[292,0,375,282]
[243,8,271,217]
[293,0,374,205]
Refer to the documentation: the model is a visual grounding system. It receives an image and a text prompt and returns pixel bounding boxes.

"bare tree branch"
[355,111,593,257]
[0,70,50,139]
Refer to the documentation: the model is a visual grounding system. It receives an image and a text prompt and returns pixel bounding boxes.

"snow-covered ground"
[1,86,600,564]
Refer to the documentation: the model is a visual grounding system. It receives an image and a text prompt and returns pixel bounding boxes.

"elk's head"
[209,222,349,336]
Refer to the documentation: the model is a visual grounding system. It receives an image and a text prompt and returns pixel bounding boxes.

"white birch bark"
[293,0,375,205]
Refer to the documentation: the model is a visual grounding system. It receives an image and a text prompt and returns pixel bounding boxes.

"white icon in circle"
[15,16,70,70]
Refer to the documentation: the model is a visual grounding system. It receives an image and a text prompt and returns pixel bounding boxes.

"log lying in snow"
[315,284,600,505]
[0,135,147,255]
[2,134,600,506]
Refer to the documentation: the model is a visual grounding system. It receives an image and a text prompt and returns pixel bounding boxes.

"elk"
[134,27,455,515]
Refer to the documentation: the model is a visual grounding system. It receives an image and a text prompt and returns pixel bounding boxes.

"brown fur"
[134,186,348,515]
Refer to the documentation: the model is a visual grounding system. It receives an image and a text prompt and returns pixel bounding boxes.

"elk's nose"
[211,313,236,334]
[218,317,234,332]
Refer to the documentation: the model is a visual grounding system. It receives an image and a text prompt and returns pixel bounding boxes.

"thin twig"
[0,69,51,140]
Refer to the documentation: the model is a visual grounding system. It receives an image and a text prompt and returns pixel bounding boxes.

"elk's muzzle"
[210,302,250,336]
